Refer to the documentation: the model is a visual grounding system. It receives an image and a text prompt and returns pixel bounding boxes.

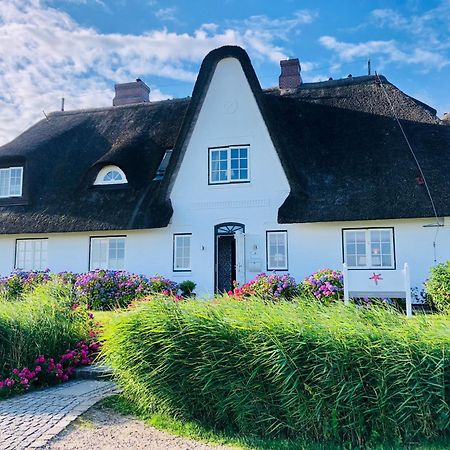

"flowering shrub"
[229,273,299,301]
[0,269,52,300]
[149,275,178,296]
[0,340,100,397]
[425,262,450,313]
[302,269,344,302]
[74,270,154,310]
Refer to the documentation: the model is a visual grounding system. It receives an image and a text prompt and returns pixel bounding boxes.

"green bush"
[426,262,450,313]
[0,282,91,377]
[102,298,450,446]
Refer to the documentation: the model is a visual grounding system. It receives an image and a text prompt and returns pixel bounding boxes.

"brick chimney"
[279,58,302,90]
[113,79,150,106]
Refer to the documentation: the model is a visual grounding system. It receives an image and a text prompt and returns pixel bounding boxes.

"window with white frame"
[15,239,48,271]
[209,146,249,184]
[173,234,191,271]
[94,165,127,185]
[343,228,395,269]
[90,237,125,270]
[267,231,288,271]
[0,167,23,198]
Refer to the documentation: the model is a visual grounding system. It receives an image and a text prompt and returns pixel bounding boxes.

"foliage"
[149,275,178,295]
[426,262,450,313]
[230,273,299,300]
[74,270,153,310]
[0,269,52,300]
[101,298,450,446]
[301,268,344,302]
[0,282,92,378]
[0,339,99,397]
[179,280,196,297]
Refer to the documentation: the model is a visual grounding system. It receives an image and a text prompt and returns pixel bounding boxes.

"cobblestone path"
[0,380,115,449]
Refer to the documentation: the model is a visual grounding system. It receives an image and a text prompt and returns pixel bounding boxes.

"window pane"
[108,238,125,270]
[9,168,22,196]
[370,229,393,268]
[0,169,9,197]
[267,232,287,270]
[210,147,249,183]
[15,239,47,271]
[91,238,108,270]
[345,230,367,267]
[174,235,191,270]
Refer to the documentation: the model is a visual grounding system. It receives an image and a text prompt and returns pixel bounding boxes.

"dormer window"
[0,166,23,198]
[94,165,127,185]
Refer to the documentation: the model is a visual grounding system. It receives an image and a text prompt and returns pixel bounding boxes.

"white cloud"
[0,0,312,145]
[154,7,179,23]
[371,2,450,48]
[319,35,449,70]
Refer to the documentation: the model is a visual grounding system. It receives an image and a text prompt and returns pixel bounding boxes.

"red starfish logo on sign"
[369,273,383,285]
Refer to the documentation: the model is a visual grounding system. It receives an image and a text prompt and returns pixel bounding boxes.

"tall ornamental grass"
[0,282,91,377]
[102,298,450,446]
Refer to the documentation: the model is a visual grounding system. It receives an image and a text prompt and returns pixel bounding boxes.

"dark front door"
[216,235,236,293]
[215,222,245,293]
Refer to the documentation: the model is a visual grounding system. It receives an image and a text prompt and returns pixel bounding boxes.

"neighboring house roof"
[0,45,449,234]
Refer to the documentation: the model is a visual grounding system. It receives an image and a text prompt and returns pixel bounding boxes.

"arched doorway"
[215,222,245,293]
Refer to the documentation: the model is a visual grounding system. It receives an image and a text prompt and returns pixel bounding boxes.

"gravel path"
[44,404,232,450]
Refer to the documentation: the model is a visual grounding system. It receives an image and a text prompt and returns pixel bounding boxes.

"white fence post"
[403,262,412,318]
[343,263,350,305]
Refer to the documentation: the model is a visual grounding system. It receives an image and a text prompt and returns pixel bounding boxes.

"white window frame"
[89,236,126,270]
[209,146,250,184]
[343,228,395,270]
[173,234,191,272]
[266,231,288,271]
[94,165,128,185]
[0,167,23,198]
[15,239,48,271]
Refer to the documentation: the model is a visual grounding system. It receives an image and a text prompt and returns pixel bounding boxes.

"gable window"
[209,146,249,184]
[15,239,48,271]
[173,234,191,272]
[94,165,127,185]
[343,228,395,269]
[266,231,288,271]
[90,236,125,270]
[0,167,23,198]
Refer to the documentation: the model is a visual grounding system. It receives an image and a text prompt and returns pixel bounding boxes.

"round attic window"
[94,165,128,185]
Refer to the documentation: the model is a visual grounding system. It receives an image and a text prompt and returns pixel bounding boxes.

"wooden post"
[403,263,412,318]
[343,263,350,305]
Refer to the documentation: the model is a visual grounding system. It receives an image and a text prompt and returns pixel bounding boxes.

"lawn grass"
[101,395,450,450]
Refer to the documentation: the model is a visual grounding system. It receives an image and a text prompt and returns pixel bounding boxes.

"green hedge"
[0,282,90,377]
[102,298,450,446]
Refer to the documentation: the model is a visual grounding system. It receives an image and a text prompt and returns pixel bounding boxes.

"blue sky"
[0,0,449,144]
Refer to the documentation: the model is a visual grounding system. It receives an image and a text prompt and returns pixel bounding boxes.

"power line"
[375,71,442,262]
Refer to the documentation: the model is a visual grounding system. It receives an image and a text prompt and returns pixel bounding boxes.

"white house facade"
[0,46,449,297]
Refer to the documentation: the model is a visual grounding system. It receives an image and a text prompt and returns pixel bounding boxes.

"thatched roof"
[0,45,449,233]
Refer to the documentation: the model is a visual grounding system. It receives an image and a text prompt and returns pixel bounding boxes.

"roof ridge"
[48,97,190,118]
